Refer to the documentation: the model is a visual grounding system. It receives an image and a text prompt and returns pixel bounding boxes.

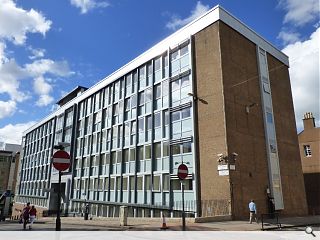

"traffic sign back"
[52,150,70,171]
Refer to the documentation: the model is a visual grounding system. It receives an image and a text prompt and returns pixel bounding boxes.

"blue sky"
[0,0,319,144]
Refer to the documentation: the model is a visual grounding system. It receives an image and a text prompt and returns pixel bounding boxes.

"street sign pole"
[181,181,186,231]
[56,170,61,231]
[177,163,188,231]
[52,149,70,231]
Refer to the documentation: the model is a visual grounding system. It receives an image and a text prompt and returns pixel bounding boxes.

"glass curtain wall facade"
[71,40,196,217]
[17,119,55,207]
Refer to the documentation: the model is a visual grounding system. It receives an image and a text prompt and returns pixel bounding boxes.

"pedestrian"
[29,205,37,229]
[248,199,258,223]
[22,202,31,230]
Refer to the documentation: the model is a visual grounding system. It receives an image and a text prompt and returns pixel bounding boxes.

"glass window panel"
[131,95,137,108]
[125,98,130,110]
[180,45,189,55]
[163,175,169,191]
[145,88,152,102]
[138,146,144,160]
[123,149,129,162]
[130,176,135,190]
[155,57,161,71]
[162,80,168,96]
[181,119,192,132]
[183,142,192,153]
[146,115,152,130]
[138,118,144,131]
[139,66,146,79]
[182,108,191,119]
[155,84,161,99]
[154,143,161,159]
[111,152,116,164]
[110,178,115,190]
[147,63,152,75]
[145,145,151,159]
[181,76,189,87]
[171,50,179,60]
[180,54,189,70]
[145,175,151,191]
[171,80,179,91]
[139,92,144,105]
[137,177,143,190]
[154,112,161,127]
[122,177,128,190]
[124,122,130,136]
[172,111,180,122]
[171,61,180,75]
[153,176,160,191]
[131,121,136,134]
[130,148,135,161]
[163,142,169,157]
[172,144,180,155]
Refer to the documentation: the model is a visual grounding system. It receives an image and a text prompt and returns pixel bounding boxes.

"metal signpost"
[52,150,70,231]
[177,163,188,231]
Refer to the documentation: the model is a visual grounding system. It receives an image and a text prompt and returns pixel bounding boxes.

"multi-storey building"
[298,112,320,215]
[0,142,20,218]
[15,6,307,219]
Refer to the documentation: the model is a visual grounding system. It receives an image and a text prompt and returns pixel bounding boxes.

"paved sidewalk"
[1,215,319,231]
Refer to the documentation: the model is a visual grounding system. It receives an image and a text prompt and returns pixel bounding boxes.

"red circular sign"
[52,150,70,171]
[177,164,188,180]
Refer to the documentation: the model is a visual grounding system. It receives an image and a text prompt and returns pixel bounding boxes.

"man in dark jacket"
[22,202,30,230]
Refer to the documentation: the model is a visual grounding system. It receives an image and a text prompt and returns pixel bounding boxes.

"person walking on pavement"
[22,202,31,230]
[248,199,258,223]
[29,205,37,229]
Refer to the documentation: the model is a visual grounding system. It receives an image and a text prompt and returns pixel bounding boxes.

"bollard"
[120,206,128,226]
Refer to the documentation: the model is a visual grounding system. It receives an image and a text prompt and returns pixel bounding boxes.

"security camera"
[232,152,238,156]
[217,153,224,162]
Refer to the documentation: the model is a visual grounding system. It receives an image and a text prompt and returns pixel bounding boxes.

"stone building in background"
[0,142,21,218]
[298,112,320,215]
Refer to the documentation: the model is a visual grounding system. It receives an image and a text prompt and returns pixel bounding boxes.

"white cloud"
[0,0,52,45]
[25,59,74,77]
[0,42,8,63]
[166,1,210,31]
[282,27,320,131]
[0,100,16,119]
[28,47,46,60]
[33,76,52,95]
[0,0,75,117]
[0,121,37,144]
[25,60,74,106]
[70,0,110,14]
[33,76,54,106]
[0,58,30,102]
[36,94,54,107]
[277,30,301,45]
[278,0,320,27]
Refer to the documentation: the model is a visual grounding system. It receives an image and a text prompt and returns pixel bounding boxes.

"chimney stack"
[303,112,315,130]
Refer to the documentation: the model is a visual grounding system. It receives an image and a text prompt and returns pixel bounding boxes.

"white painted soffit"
[24,5,288,134]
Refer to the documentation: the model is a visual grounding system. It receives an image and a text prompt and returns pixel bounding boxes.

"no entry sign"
[52,150,70,171]
[177,163,188,180]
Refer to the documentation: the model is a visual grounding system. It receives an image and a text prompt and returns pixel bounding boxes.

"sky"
[0,0,319,144]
